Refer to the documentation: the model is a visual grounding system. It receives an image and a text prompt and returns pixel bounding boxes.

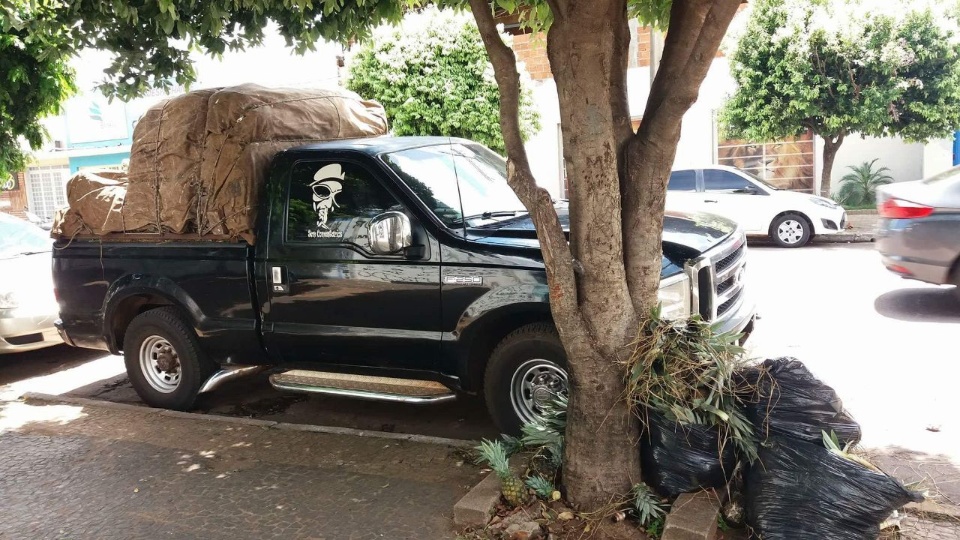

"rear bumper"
[877,216,957,285]
[0,313,63,354]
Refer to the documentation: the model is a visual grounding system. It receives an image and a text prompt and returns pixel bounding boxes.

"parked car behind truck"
[0,213,61,353]
[53,137,755,433]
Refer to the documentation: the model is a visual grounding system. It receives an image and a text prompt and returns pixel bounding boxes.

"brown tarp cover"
[53,84,389,243]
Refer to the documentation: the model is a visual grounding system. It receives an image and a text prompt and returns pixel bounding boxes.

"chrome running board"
[269,370,456,404]
[199,365,265,394]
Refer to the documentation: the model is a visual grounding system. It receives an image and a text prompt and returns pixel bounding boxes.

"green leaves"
[836,158,892,206]
[721,0,960,146]
[0,1,75,179]
[344,7,539,153]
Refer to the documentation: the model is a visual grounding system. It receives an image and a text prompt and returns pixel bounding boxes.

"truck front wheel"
[484,323,569,435]
[123,307,214,411]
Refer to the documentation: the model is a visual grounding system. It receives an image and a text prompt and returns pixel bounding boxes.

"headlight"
[0,291,17,309]
[809,197,838,209]
[657,273,691,321]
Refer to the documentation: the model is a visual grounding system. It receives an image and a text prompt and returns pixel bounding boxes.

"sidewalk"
[0,397,480,539]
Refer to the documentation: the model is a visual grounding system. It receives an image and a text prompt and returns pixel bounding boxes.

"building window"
[26,167,69,220]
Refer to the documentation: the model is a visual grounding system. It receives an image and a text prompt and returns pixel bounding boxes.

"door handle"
[271,266,289,294]
[704,199,718,203]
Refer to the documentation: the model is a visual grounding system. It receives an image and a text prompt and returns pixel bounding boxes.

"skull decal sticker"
[307,164,346,239]
[310,164,344,230]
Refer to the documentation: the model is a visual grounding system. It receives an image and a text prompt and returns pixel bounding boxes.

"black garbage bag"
[746,437,923,540]
[640,410,736,498]
[737,358,861,445]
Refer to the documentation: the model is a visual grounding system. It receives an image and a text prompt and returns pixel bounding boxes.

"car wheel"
[769,213,811,247]
[123,307,214,411]
[484,323,569,436]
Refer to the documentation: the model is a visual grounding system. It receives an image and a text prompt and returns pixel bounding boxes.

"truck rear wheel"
[123,307,214,411]
[484,323,569,435]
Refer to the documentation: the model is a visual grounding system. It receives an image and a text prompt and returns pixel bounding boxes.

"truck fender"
[102,274,207,353]
[449,283,552,390]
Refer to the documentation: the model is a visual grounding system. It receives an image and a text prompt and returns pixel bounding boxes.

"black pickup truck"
[53,137,754,433]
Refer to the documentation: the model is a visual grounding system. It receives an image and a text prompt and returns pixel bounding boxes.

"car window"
[703,169,754,192]
[0,213,51,259]
[286,161,405,252]
[668,170,697,192]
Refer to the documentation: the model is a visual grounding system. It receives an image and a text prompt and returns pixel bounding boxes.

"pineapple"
[477,440,529,507]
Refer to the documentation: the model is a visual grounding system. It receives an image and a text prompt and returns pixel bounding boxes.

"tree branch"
[468,0,586,339]
[621,0,743,314]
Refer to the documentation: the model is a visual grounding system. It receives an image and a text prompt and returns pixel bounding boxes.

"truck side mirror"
[369,211,413,255]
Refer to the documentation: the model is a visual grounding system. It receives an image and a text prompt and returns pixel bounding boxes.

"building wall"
[0,172,28,218]
[69,152,130,174]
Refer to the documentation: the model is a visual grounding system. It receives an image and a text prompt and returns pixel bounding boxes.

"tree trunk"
[820,133,845,198]
[469,0,742,512]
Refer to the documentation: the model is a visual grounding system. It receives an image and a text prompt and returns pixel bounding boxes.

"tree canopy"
[0,2,75,181]
[346,7,539,153]
[721,0,960,195]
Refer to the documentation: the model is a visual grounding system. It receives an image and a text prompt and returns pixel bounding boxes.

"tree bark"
[469,0,742,512]
[623,0,743,313]
[820,133,845,198]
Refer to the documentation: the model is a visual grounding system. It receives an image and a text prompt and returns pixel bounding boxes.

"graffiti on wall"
[717,131,815,192]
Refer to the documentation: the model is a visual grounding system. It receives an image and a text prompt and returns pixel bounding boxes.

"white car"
[0,213,61,353]
[665,166,847,247]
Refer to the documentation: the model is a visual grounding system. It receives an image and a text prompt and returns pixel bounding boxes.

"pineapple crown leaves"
[525,475,556,500]
[475,439,511,476]
[630,482,667,527]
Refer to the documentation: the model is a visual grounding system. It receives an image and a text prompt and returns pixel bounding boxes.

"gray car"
[876,165,960,299]
[0,213,62,353]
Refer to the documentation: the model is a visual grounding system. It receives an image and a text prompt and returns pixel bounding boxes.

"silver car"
[876,166,960,299]
[0,213,62,353]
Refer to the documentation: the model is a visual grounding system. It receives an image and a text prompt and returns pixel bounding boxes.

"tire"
[769,213,811,248]
[123,307,214,411]
[484,322,569,436]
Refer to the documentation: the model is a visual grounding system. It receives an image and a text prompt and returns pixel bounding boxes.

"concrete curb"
[813,232,875,243]
[19,392,479,448]
[663,490,725,540]
[453,472,501,528]
[846,209,879,215]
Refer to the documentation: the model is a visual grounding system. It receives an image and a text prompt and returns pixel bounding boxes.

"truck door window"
[286,161,404,252]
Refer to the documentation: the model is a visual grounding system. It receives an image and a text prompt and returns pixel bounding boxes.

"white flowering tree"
[346,8,539,154]
[722,0,960,196]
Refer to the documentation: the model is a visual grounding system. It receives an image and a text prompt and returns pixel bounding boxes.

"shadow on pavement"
[0,345,107,387]
[874,288,960,323]
[192,372,500,441]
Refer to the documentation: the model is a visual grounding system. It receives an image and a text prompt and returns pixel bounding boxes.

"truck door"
[262,158,442,371]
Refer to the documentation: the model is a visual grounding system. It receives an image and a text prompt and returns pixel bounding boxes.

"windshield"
[0,213,51,258]
[382,143,526,229]
[738,168,780,191]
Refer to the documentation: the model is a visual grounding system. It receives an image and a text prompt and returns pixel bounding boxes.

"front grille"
[717,296,736,316]
[715,244,745,274]
[706,234,747,320]
[6,332,43,346]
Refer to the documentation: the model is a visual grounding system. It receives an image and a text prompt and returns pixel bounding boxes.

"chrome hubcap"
[510,359,569,425]
[139,335,181,393]
[777,219,804,244]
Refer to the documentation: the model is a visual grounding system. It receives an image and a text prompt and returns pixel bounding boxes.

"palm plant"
[835,159,893,207]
